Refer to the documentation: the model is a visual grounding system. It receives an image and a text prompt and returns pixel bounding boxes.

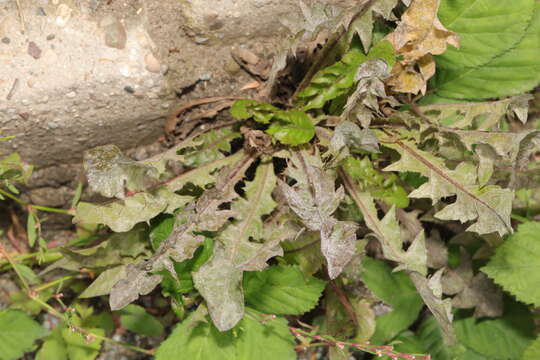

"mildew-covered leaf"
[383,140,513,236]
[419,95,533,129]
[80,265,128,298]
[109,155,255,311]
[84,145,160,199]
[442,248,502,317]
[74,188,192,233]
[176,128,241,168]
[342,58,397,128]
[410,270,456,345]
[280,152,358,279]
[75,151,244,233]
[109,263,163,311]
[194,160,284,331]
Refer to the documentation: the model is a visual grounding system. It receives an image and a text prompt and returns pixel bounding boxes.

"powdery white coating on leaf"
[353,192,427,275]
[280,152,358,279]
[80,265,127,298]
[343,59,397,127]
[383,140,513,236]
[107,155,254,313]
[193,161,287,330]
[321,220,358,279]
[84,145,160,199]
[192,244,244,332]
[410,270,456,345]
[109,263,162,310]
[74,189,192,233]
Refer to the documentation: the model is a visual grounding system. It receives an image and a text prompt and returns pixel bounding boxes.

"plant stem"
[0,250,62,271]
[33,275,76,293]
[511,213,529,223]
[0,188,72,215]
[0,243,30,291]
[29,295,154,356]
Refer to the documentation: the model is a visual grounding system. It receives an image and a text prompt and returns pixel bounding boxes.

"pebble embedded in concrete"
[28,42,42,59]
[144,53,160,73]
[100,15,127,50]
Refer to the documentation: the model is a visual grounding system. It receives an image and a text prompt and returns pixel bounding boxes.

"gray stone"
[0,0,343,211]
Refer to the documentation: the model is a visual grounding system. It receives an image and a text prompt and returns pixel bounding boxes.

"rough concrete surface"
[0,0,338,211]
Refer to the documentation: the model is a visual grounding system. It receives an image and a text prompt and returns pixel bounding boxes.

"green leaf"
[0,153,33,184]
[243,265,325,315]
[433,0,540,100]
[149,214,175,251]
[523,336,540,360]
[417,316,453,360]
[27,213,37,248]
[453,302,534,359]
[37,326,67,360]
[61,327,104,360]
[117,304,164,336]
[361,257,423,344]
[383,140,513,236]
[267,111,315,146]
[155,308,295,360]
[230,100,280,124]
[194,161,282,331]
[342,156,409,208]
[235,309,296,360]
[380,331,427,360]
[298,49,367,110]
[0,309,46,360]
[482,222,540,306]
[155,309,235,360]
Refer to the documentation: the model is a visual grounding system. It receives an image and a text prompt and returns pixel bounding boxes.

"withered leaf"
[384,0,460,94]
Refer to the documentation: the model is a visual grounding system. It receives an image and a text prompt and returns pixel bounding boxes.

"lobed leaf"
[280,152,358,279]
[383,140,513,236]
[109,154,254,311]
[193,160,284,331]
